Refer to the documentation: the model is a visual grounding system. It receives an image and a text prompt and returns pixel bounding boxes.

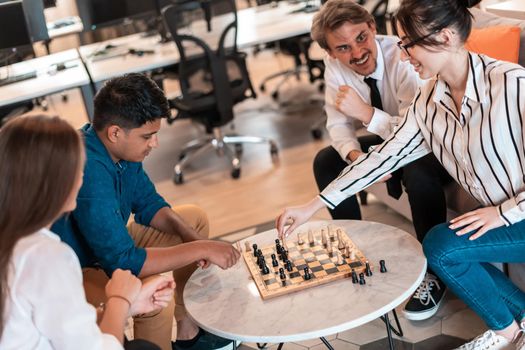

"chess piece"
[351,268,358,283]
[297,232,304,245]
[252,244,258,257]
[326,239,333,255]
[308,229,314,246]
[285,260,293,272]
[336,228,341,242]
[279,267,286,286]
[329,227,335,242]
[359,273,366,285]
[321,229,328,247]
[336,251,344,265]
[365,261,373,276]
[303,267,312,280]
[271,253,279,267]
[245,241,252,252]
[256,249,263,257]
[349,249,356,261]
[262,264,270,275]
[344,245,350,259]
[338,237,346,250]
[258,255,266,269]
[280,250,288,262]
[380,259,387,273]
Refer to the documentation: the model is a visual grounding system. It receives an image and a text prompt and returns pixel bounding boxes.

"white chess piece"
[308,229,314,245]
[297,232,304,245]
[245,241,252,252]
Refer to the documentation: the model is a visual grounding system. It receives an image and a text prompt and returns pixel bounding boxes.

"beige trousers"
[83,204,210,350]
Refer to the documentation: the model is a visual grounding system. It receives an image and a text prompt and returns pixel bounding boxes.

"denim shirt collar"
[81,123,129,173]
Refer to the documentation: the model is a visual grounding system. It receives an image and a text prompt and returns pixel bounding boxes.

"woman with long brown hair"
[0,115,175,350]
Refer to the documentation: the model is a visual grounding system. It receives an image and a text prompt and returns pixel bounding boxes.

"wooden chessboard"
[242,226,371,300]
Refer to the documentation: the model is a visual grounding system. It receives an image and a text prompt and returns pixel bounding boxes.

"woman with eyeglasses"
[0,115,175,350]
[276,0,525,348]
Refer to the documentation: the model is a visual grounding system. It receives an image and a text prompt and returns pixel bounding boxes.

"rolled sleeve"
[499,195,525,226]
[366,108,400,140]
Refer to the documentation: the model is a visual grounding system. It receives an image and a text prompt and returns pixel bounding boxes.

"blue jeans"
[423,220,525,330]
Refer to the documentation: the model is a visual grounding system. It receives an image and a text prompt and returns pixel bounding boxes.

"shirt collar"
[433,52,487,105]
[82,123,128,172]
[365,39,385,81]
[40,228,60,241]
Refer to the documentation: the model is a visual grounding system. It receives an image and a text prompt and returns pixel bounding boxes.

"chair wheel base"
[231,168,241,179]
[174,172,184,185]
[311,128,323,140]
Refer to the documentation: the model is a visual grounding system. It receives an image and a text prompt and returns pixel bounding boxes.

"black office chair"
[162,0,278,184]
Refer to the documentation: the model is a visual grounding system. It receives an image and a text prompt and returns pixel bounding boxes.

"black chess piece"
[379,259,387,273]
[256,249,263,257]
[285,260,293,272]
[271,253,279,267]
[281,250,288,261]
[279,267,286,279]
[365,261,373,277]
[262,264,270,275]
[258,255,266,269]
[359,272,366,285]
[252,244,258,257]
[303,267,312,280]
[351,268,358,284]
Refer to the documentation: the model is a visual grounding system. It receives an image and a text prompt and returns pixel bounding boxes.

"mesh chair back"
[163,0,254,128]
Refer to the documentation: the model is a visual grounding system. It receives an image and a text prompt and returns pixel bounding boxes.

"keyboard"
[0,71,37,87]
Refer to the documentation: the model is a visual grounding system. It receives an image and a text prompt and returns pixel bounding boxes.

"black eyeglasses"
[396,29,441,56]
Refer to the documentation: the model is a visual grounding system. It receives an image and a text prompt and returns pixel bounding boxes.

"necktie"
[364,77,403,199]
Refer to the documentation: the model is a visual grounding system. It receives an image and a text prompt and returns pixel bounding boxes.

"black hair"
[395,0,482,48]
[93,73,170,131]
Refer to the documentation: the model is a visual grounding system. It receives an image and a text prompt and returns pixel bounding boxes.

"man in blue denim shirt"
[52,73,240,350]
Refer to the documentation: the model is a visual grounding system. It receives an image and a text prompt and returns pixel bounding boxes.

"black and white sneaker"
[403,273,446,321]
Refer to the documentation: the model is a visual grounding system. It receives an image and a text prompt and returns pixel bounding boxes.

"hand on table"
[449,206,505,240]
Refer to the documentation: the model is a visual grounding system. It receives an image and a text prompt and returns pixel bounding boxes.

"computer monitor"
[77,0,158,31]
[0,1,32,51]
[0,0,50,42]
[43,0,56,8]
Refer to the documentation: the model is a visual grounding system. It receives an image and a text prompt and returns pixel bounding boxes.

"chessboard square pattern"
[242,227,371,299]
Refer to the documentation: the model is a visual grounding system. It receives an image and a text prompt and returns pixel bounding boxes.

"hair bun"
[459,0,481,8]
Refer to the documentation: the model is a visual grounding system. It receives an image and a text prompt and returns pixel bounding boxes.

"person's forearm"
[98,298,130,344]
[150,207,201,242]
[139,241,207,277]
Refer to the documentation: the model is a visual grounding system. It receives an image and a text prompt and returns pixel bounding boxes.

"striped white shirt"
[320,52,525,226]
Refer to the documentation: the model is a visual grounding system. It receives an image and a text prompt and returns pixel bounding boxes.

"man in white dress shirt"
[310,0,451,321]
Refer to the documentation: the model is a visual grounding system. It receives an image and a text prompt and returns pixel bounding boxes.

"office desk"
[486,0,525,20]
[0,49,94,117]
[184,220,426,349]
[78,2,316,97]
[47,16,84,39]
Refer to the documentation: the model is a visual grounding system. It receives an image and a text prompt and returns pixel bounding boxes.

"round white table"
[183,220,426,349]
